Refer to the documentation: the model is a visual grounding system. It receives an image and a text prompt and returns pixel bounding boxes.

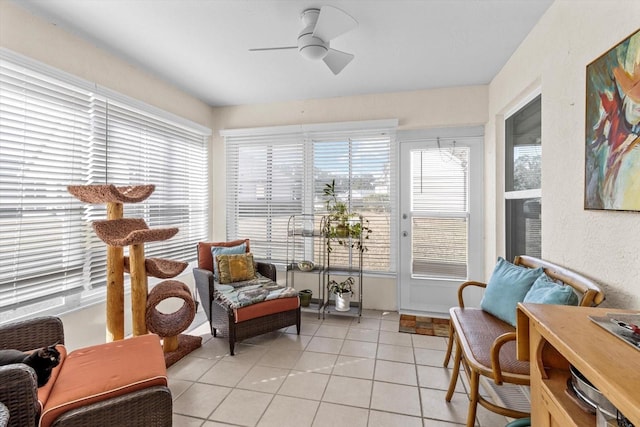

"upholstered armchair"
[0,316,172,427]
[193,239,300,355]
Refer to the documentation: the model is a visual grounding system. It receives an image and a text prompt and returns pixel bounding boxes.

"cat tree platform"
[92,218,178,247]
[67,184,155,204]
[124,257,188,279]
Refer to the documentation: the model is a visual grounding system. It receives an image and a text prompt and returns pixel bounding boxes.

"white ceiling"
[14,0,553,107]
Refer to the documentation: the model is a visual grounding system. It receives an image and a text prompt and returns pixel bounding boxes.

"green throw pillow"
[480,257,544,327]
[523,274,579,306]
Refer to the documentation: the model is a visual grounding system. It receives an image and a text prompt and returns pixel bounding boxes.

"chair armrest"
[256,262,276,282]
[0,364,40,427]
[51,385,172,427]
[0,316,64,350]
[193,267,215,323]
[457,281,487,308]
[490,331,517,385]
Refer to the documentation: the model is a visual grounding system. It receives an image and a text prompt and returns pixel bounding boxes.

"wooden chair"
[443,255,605,427]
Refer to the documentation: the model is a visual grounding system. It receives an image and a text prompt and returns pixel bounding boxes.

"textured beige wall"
[486,0,640,309]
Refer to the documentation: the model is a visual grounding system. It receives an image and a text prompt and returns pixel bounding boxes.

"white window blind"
[105,101,208,260]
[410,143,469,279]
[0,59,93,310]
[224,121,396,273]
[225,135,305,262]
[313,135,393,272]
[0,50,209,319]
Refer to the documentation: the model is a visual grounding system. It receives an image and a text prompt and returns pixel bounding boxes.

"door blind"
[410,144,469,279]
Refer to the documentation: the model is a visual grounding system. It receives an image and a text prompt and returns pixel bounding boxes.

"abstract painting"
[585,28,640,211]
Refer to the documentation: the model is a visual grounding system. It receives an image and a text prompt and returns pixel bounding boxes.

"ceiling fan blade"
[248,46,297,52]
[323,48,354,75]
[312,5,357,41]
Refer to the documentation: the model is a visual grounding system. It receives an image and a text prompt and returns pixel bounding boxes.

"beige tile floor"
[169,310,512,427]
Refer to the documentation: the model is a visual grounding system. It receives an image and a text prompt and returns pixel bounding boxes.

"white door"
[398,130,484,316]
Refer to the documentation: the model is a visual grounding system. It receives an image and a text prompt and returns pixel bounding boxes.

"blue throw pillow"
[211,242,246,280]
[480,257,544,327]
[523,274,579,306]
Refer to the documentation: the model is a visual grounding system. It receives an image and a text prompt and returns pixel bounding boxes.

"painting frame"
[585,28,640,211]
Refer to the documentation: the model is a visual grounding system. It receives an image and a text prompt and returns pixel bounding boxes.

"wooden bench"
[443,255,605,427]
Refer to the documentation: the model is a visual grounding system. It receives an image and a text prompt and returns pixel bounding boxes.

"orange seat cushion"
[234,296,299,323]
[39,334,167,427]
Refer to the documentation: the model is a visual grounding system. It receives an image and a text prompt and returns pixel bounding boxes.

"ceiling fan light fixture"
[299,43,328,60]
[297,30,328,60]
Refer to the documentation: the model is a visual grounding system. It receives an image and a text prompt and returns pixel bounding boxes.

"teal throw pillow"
[523,273,579,306]
[211,242,246,280]
[480,257,544,327]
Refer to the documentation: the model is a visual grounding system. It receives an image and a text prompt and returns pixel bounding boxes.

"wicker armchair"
[0,316,172,427]
[194,240,300,355]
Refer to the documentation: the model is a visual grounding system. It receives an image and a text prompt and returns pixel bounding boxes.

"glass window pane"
[412,217,468,280]
[506,198,541,261]
[409,144,469,280]
[411,147,469,213]
[506,96,541,192]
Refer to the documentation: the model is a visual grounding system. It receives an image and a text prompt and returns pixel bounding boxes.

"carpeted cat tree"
[67,184,201,366]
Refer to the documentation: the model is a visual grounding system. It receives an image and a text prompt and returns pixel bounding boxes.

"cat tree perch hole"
[146,280,197,353]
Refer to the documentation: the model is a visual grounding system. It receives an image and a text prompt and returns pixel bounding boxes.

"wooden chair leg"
[466,369,481,427]
[446,337,462,402]
[443,322,455,367]
[296,308,301,335]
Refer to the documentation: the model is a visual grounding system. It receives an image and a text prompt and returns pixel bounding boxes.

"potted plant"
[328,276,354,311]
[322,179,371,253]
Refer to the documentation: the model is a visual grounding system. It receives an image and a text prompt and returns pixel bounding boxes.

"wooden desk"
[516,303,640,427]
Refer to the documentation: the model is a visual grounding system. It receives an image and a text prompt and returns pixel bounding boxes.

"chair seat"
[234,296,300,323]
[450,307,529,377]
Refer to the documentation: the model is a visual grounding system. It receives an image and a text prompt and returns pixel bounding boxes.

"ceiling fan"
[249,5,358,75]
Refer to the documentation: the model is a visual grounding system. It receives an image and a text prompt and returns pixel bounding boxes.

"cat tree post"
[129,243,148,336]
[106,202,125,342]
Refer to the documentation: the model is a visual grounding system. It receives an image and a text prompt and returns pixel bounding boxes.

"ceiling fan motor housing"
[298,8,328,60]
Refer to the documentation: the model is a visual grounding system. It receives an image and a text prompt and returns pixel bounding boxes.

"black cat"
[0,344,61,387]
